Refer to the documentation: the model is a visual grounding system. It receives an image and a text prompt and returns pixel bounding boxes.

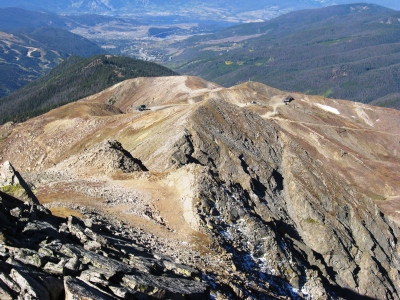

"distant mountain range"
[0,1,398,19]
[166,4,400,109]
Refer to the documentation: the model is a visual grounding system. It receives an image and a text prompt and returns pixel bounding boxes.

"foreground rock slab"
[0,191,210,299]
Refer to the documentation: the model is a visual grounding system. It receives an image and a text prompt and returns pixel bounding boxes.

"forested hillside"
[0,27,105,98]
[167,4,400,109]
[0,55,177,124]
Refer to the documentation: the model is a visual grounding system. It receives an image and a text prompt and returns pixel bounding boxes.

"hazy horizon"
[0,1,398,18]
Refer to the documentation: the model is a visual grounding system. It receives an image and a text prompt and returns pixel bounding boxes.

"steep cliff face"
[0,76,399,299]
[282,136,400,298]
[172,98,400,299]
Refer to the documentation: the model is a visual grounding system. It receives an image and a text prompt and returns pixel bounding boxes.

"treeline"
[0,55,178,124]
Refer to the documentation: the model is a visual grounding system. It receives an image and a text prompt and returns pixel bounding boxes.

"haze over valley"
[1,2,400,108]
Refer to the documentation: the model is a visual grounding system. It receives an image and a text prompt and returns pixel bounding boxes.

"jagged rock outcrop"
[170,98,400,299]
[58,139,148,174]
[0,161,38,204]
[0,161,19,187]
[0,190,209,299]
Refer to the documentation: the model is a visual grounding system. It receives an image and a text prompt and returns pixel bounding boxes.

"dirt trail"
[148,103,189,111]
[110,173,196,240]
[272,118,400,136]
[35,168,207,249]
[262,95,287,117]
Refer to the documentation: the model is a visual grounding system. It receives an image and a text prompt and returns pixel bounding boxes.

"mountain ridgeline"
[0,75,399,299]
[167,4,400,109]
[0,0,399,15]
[0,55,177,124]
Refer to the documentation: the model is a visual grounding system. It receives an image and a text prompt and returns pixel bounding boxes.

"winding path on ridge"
[271,118,400,136]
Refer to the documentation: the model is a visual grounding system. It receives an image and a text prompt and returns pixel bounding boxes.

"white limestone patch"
[316,103,340,115]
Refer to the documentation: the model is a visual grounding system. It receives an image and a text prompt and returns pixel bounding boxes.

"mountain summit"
[0,76,399,299]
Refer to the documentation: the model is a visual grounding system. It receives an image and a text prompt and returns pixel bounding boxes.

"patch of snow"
[258,256,276,275]
[291,287,312,300]
[220,230,232,240]
[316,103,340,115]
[355,105,374,126]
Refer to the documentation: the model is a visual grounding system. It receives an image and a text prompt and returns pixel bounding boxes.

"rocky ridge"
[57,139,148,175]
[0,75,399,299]
[0,162,209,299]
